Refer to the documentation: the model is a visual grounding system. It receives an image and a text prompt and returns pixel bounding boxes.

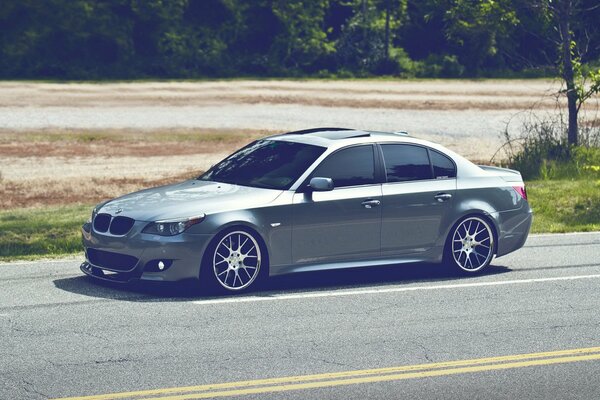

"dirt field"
[0,127,271,209]
[0,79,570,109]
[1,79,598,209]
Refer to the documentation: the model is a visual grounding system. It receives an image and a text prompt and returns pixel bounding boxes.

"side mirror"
[309,177,334,192]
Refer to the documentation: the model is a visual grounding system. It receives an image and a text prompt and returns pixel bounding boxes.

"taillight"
[513,185,527,201]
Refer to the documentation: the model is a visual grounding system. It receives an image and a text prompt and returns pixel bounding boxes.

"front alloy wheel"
[450,216,494,273]
[212,230,262,291]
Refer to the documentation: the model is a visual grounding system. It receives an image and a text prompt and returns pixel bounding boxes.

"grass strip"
[0,204,89,261]
[527,179,600,233]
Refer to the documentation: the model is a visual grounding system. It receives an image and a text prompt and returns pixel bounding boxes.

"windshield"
[199,139,326,190]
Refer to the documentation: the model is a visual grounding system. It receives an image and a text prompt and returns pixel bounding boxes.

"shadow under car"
[53,262,512,303]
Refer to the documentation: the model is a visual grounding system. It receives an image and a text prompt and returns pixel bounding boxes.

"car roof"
[267,127,484,177]
[268,127,441,151]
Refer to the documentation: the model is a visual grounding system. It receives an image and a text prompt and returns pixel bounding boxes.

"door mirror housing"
[309,177,334,192]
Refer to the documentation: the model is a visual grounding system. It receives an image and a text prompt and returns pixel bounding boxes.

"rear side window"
[430,150,456,179]
[381,144,433,182]
[312,145,375,188]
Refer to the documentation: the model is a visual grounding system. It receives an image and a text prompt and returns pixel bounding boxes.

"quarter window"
[430,150,456,179]
[311,145,376,188]
[381,144,433,182]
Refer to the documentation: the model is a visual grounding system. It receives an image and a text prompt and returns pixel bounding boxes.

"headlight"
[142,214,206,236]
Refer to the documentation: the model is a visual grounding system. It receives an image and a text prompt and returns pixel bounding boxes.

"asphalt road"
[1,232,599,399]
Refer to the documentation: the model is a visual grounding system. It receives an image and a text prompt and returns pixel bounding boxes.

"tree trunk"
[558,0,578,145]
[385,0,391,60]
[362,0,368,55]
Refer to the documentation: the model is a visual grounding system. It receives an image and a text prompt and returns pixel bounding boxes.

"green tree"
[442,0,519,74]
[0,0,134,78]
[551,0,600,145]
[271,0,334,71]
[0,0,599,80]
[336,0,407,73]
[156,0,240,75]
[524,0,600,145]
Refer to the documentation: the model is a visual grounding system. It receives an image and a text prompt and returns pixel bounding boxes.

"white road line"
[192,274,600,305]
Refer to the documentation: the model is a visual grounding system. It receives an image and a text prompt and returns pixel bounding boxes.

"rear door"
[379,144,457,256]
[291,145,382,265]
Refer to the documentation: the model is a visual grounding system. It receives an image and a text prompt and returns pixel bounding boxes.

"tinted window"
[430,150,456,179]
[200,140,326,190]
[381,144,433,182]
[312,145,375,188]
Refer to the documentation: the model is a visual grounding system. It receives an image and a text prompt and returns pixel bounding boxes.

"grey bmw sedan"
[81,128,532,292]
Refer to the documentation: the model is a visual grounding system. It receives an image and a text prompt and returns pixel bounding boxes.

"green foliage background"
[1,0,599,79]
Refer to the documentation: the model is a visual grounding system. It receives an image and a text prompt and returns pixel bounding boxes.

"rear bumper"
[81,222,214,283]
[495,205,533,257]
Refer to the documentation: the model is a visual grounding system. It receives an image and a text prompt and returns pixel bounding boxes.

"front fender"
[189,204,293,273]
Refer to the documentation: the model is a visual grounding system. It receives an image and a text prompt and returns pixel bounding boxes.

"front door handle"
[361,199,381,209]
[434,193,452,202]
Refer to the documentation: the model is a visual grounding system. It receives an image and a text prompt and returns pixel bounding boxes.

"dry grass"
[0,138,249,157]
[3,79,595,111]
[0,127,270,144]
[0,171,199,209]
[0,127,260,209]
[0,127,502,209]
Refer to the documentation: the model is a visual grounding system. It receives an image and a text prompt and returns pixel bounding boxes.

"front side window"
[200,139,326,190]
[381,144,433,182]
[311,145,376,188]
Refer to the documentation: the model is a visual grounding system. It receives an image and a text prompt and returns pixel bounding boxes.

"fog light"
[144,259,173,272]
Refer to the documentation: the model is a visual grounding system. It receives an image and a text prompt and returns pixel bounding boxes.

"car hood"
[98,180,284,221]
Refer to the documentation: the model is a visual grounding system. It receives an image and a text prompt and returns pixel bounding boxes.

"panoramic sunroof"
[313,130,370,140]
[281,127,370,140]
[284,127,353,135]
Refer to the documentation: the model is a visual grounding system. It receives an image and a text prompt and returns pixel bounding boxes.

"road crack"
[21,379,49,399]
[415,342,434,362]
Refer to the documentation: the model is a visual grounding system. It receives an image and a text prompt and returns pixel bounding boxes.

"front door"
[291,145,382,265]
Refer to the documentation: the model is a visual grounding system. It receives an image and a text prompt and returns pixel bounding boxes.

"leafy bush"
[500,115,600,180]
[372,47,416,76]
[417,54,465,78]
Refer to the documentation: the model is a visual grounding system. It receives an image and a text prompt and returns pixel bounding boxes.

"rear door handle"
[434,193,452,202]
[361,199,381,209]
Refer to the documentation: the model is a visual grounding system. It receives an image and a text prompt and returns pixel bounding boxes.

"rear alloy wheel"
[449,216,494,273]
[211,230,262,291]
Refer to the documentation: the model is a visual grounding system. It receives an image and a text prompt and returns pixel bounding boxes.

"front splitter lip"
[80,261,140,284]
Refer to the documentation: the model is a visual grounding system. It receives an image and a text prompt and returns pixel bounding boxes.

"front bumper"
[81,221,214,283]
